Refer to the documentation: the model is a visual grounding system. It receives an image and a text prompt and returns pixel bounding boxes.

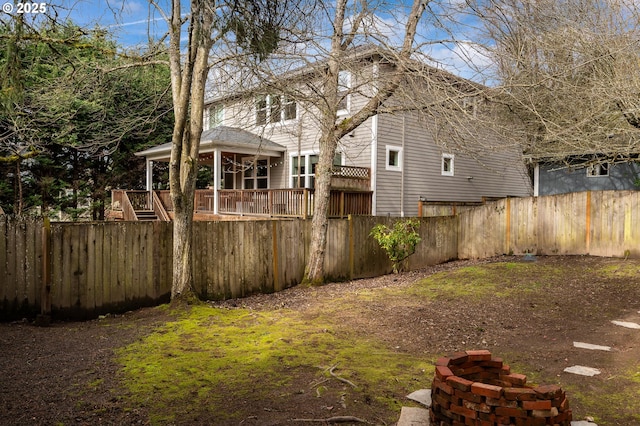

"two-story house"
[121,45,531,220]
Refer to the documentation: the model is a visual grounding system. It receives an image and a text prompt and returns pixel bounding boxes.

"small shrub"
[370,219,421,273]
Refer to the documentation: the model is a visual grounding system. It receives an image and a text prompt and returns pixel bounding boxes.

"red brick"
[479,357,503,368]
[453,365,485,377]
[471,382,503,399]
[501,372,527,386]
[495,406,527,418]
[531,407,559,418]
[433,392,452,410]
[478,412,496,422]
[466,349,492,361]
[558,396,570,410]
[435,379,454,395]
[500,364,511,374]
[455,389,483,404]
[534,384,562,398]
[504,387,537,401]
[463,400,492,413]
[449,351,470,365]
[450,403,478,420]
[522,400,552,410]
[486,397,518,408]
[447,375,474,392]
[436,356,451,366]
[436,365,455,381]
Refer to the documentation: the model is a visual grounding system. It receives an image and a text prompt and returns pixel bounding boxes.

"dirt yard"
[1,255,640,425]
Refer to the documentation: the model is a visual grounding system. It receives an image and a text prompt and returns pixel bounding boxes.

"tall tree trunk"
[303,0,426,284]
[304,131,339,284]
[168,0,214,302]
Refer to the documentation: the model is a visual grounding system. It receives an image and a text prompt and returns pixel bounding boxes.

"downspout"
[370,62,379,215]
[533,163,540,197]
[401,115,406,217]
[371,115,378,215]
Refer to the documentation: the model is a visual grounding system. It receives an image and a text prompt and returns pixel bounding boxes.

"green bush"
[370,219,421,273]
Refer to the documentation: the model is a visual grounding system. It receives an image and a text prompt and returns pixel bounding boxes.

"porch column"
[213,149,221,214]
[145,159,153,191]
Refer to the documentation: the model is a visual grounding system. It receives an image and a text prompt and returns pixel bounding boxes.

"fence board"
[5,190,640,320]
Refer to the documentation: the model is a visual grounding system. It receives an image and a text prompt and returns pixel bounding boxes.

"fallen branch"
[291,415,369,423]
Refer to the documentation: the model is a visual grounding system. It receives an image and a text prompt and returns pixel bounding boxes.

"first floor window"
[442,153,454,176]
[386,145,403,171]
[587,163,609,177]
[291,153,342,188]
[243,157,269,189]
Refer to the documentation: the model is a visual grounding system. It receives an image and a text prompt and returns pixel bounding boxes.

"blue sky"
[52,0,171,47]
[8,0,487,80]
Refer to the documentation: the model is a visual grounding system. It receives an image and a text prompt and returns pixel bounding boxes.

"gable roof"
[135,126,286,161]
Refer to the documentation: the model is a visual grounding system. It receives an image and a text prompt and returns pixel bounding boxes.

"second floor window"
[256,95,297,125]
[208,105,224,129]
[337,70,351,114]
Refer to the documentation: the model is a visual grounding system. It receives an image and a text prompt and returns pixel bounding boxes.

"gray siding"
[539,163,640,195]
[375,112,532,217]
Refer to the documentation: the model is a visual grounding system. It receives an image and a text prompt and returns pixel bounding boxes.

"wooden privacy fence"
[3,190,640,320]
[457,190,640,259]
[0,215,458,320]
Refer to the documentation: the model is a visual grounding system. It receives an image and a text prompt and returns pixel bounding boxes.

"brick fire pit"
[430,350,572,425]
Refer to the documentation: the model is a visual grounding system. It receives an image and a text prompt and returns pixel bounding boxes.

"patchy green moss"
[564,367,640,424]
[116,305,432,424]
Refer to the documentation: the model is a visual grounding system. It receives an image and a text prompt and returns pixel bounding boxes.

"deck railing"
[218,188,313,218]
[112,187,371,219]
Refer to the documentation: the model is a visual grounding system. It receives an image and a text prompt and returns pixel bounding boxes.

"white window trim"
[385,145,403,172]
[290,151,316,189]
[255,94,298,126]
[207,105,224,130]
[289,151,344,188]
[442,153,455,176]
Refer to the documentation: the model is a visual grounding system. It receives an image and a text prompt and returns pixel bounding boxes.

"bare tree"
[160,0,297,300]
[473,0,640,166]
[302,0,428,284]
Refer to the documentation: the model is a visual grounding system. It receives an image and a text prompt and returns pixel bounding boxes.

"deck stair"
[134,210,158,221]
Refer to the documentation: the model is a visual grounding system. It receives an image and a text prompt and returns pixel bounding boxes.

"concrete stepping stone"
[573,341,611,351]
[563,365,601,376]
[611,320,640,329]
[397,406,430,426]
[571,421,598,426]
[406,389,431,407]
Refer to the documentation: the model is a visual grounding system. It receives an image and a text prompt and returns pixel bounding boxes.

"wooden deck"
[111,188,372,220]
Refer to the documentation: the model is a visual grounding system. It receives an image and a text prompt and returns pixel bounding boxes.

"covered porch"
[113,126,372,220]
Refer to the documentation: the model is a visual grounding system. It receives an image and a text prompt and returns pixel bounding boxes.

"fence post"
[585,191,591,253]
[505,198,511,255]
[348,215,354,279]
[272,221,280,291]
[37,218,52,325]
